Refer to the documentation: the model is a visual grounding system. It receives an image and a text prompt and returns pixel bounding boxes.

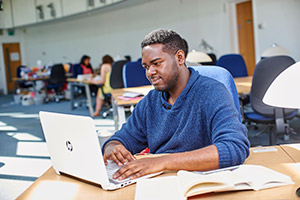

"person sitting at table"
[88,55,114,117]
[103,29,250,181]
[72,55,94,78]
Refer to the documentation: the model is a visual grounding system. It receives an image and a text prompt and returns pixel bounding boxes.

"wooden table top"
[111,85,153,106]
[17,145,300,200]
[233,76,252,94]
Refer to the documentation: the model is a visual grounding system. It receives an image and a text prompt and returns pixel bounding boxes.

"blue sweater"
[104,68,250,168]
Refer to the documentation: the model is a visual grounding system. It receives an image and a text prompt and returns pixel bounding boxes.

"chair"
[191,66,241,121]
[110,60,128,89]
[122,58,151,88]
[244,56,297,145]
[45,64,66,103]
[216,54,248,78]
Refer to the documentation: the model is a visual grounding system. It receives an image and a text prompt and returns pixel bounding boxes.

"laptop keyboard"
[106,160,131,184]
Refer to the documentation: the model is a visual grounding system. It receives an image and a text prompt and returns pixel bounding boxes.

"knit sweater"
[104,68,250,168]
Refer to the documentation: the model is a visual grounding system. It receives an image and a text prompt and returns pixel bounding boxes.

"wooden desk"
[17,145,300,200]
[281,143,300,162]
[111,85,153,130]
[67,78,98,117]
[233,76,252,94]
[13,76,50,92]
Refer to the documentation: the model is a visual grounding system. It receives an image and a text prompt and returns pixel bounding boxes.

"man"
[103,29,249,181]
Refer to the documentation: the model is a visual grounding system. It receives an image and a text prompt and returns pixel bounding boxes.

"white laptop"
[39,111,159,190]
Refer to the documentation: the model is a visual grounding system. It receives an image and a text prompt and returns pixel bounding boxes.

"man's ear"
[176,49,186,66]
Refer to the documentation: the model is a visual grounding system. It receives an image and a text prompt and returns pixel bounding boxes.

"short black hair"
[141,29,186,55]
[182,38,189,57]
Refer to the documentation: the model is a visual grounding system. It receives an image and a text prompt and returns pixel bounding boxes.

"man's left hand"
[113,156,166,180]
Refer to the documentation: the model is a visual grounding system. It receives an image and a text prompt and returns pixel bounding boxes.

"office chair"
[244,56,297,145]
[192,66,241,121]
[216,54,248,78]
[122,58,151,88]
[110,60,128,89]
[45,64,66,103]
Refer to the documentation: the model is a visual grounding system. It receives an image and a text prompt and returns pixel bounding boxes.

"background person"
[88,55,114,116]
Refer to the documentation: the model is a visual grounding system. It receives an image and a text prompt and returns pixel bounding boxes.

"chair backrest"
[122,58,151,88]
[191,66,241,121]
[250,55,296,117]
[50,64,66,84]
[110,60,128,89]
[71,63,82,78]
[216,54,248,78]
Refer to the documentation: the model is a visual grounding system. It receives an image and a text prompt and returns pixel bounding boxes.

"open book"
[117,92,144,101]
[135,165,294,200]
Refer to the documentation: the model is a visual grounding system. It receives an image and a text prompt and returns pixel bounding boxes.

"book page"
[231,165,294,190]
[123,92,144,98]
[178,170,247,197]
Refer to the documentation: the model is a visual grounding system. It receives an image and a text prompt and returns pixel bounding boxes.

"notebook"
[39,111,159,190]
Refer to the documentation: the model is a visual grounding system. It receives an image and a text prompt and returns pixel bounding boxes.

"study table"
[234,76,252,94]
[16,145,300,199]
[111,76,252,130]
[280,143,300,162]
[67,78,98,117]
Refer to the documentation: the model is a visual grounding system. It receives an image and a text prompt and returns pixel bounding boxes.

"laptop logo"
[66,141,73,152]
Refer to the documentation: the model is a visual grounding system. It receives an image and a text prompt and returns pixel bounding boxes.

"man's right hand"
[103,140,136,166]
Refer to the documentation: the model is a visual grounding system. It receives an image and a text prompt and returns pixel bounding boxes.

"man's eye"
[154,62,161,66]
[143,65,149,69]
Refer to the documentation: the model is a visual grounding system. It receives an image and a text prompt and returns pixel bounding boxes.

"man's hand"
[103,141,136,166]
[113,156,166,181]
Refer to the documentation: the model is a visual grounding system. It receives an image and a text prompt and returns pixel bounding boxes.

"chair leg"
[269,127,276,145]
[254,125,270,137]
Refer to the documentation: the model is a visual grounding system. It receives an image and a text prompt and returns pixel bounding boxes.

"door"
[2,43,22,92]
[236,1,256,75]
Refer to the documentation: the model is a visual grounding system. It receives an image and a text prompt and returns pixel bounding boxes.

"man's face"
[142,44,179,92]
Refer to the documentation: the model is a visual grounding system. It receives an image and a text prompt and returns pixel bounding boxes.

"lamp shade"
[263,61,300,109]
[261,44,291,58]
[186,50,212,63]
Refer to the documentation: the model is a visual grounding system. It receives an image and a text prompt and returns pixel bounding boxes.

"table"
[233,76,252,94]
[16,145,300,199]
[67,78,99,117]
[280,143,300,162]
[111,85,153,130]
[111,76,252,130]
[13,76,50,92]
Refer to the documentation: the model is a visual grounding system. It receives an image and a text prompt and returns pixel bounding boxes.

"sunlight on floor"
[7,133,42,141]
[0,157,51,178]
[0,112,39,119]
[0,125,17,131]
[94,118,114,126]
[16,142,49,157]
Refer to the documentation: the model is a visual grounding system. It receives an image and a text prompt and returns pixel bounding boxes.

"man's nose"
[148,65,156,74]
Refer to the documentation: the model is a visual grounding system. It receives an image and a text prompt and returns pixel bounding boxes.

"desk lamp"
[263,61,300,198]
[186,50,212,63]
[261,43,291,58]
[263,61,300,109]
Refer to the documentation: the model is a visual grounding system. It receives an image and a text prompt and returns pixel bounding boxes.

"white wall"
[253,0,300,61]
[21,0,232,67]
[0,0,299,94]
